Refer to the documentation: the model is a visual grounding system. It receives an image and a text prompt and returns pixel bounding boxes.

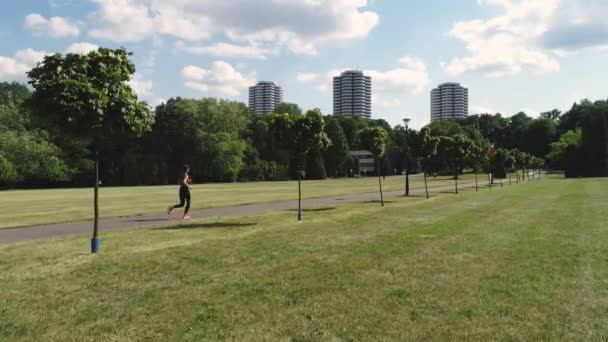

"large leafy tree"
[270,109,330,220]
[359,127,389,206]
[547,129,582,170]
[323,118,350,177]
[27,48,155,253]
[439,134,473,194]
[466,140,489,191]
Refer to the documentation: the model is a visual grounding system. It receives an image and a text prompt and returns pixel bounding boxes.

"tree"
[270,109,330,220]
[0,154,17,187]
[439,134,472,194]
[515,118,557,157]
[547,129,582,170]
[513,149,532,181]
[417,128,439,199]
[273,102,302,116]
[0,131,69,186]
[323,118,350,177]
[467,140,489,191]
[504,149,517,185]
[359,127,389,206]
[540,109,561,122]
[27,48,155,253]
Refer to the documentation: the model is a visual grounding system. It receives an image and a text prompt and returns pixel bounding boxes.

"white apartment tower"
[431,82,469,121]
[249,81,283,115]
[333,70,372,118]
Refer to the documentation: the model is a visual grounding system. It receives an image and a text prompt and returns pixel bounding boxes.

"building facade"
[333,70,372,118]
[248,81,283,115]
[430,82,469,121]
[350,150,375,175]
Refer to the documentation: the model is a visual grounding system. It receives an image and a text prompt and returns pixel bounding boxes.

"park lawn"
[0,174,484,229]
[1,177,607,340]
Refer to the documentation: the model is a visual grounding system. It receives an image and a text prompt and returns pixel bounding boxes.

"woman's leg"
[184,190,191,215]
[173,190,186,209]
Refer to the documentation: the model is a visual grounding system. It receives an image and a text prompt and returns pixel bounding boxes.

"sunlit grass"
[2,177,607,340]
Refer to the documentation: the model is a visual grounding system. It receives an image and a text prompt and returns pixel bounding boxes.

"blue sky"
[1,0,608,128]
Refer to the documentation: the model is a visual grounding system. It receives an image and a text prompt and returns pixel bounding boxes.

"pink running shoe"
[183,214,191,220]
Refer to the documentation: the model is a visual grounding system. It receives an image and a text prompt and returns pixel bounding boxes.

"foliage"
[548,129,582,169]
[0,131,68,186]
[27,48,154,143]
[270,109,330,178]
[323,118,350,177]
[359,127,388,159]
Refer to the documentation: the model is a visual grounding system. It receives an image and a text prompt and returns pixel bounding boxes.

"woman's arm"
[183,173,192,189]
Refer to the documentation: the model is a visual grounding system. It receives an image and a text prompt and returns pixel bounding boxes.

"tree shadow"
[151,222,257,231]
[287,207,336,213]
[364,200,396,204]
[129,218,170,223]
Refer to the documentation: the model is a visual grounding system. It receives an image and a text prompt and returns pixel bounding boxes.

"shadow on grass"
[151,222,256,231]
[364,200,396,204]
[129,218,169,223]
[287,207,336,213]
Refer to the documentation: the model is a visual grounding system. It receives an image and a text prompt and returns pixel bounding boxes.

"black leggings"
[172,186,191,214]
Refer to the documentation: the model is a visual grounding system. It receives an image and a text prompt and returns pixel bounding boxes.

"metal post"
[403,118,411,197]
[297,176,302,221]
[91,152,100,253]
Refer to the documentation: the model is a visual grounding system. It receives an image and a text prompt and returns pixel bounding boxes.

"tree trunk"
[475,173,478,192]
[378,159,384,207]
[298,176,302,221]
[454,174,458,194]
[508,173,512,185]
[500,177,503,187]
[405,169,410,197]
[488,173,492,189]
[424,173,429,199]
[91,155,100,254]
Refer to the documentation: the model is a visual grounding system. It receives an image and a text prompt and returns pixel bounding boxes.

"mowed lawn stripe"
[2,178,607,340]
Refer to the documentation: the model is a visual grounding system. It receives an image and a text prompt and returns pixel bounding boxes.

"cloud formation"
[444,0,608,77]
[181,61,255,97]
[88,0,378,55]
[175,41,277,60]
[24,13,79,38]
[0,48,48,82]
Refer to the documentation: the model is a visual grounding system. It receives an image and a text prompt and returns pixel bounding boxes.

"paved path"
[0,180,496,245]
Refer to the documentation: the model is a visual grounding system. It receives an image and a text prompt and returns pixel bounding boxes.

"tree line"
[0,49,607,190]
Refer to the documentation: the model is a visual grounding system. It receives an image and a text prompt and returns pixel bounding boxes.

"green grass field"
[2,176,606,340]
[0,174,494,229]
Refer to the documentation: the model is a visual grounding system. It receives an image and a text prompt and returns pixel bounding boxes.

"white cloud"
[88,0,157,42]
[24,13,80,38]
[88,0,378,55]
[0,48,49,82]
[175,41,277,60]
[128,73,153,98]
[365,56,430,94]
[181,61,255,97]
[65,42,99,54]
[445,0,608,78]
[372,94,401,108]
[296,72,318,82]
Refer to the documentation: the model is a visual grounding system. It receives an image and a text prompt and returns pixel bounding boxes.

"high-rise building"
[430,82,469,121]
[333,70,372,118]
[248,81,283,115]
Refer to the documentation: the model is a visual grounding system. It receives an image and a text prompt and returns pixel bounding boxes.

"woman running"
[167,164,192,219]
